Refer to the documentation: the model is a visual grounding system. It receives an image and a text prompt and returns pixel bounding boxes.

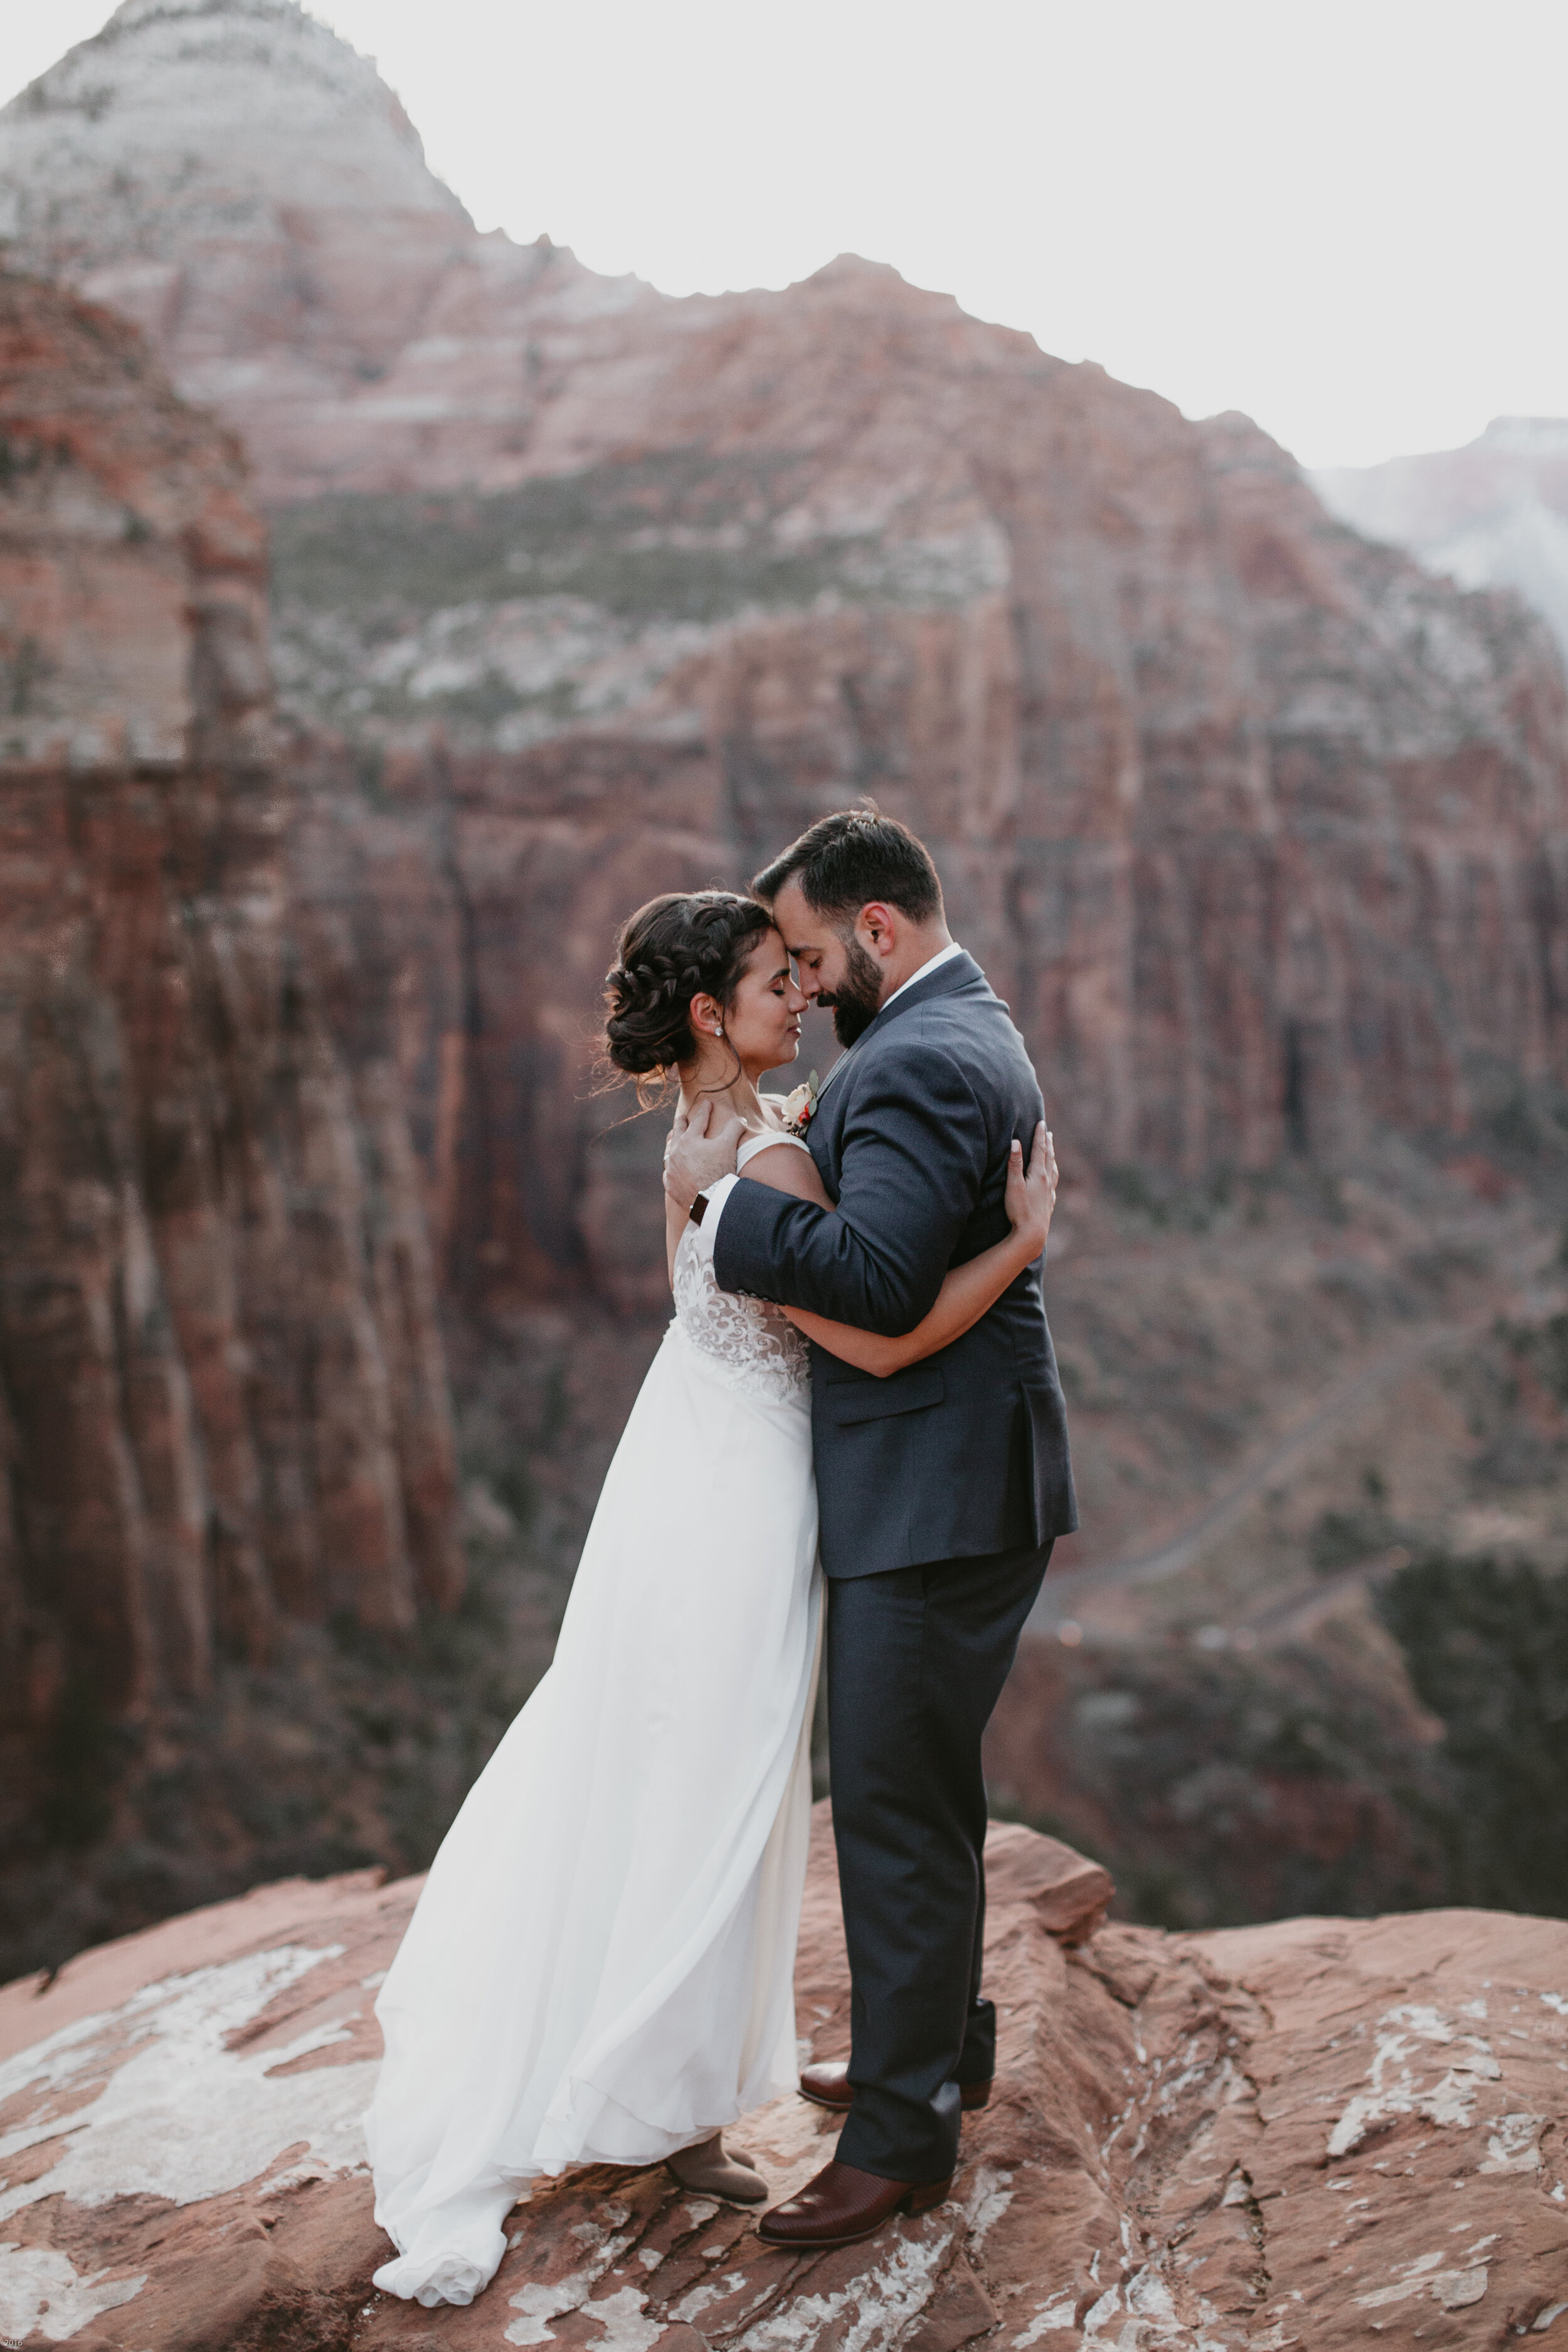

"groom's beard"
[820,936,884,1047]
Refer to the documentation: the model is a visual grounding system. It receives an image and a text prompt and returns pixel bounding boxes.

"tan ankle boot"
[666,2131,768,2203]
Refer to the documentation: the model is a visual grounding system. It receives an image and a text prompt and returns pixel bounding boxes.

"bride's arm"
[664,1117,825,1286]
[743,1124,1058,1375]
[665,1181,688,1288]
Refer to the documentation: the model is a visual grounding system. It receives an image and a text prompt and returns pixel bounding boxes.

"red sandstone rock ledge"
[0,1808,1564,2351]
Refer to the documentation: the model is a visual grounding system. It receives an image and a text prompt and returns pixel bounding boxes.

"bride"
[365,889,1056,2307]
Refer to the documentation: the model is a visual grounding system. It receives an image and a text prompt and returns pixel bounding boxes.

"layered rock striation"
[0,269,460,1867]
[1,1808,1565,2349]
[270,323,1568,1311]
[6,4,1568,1314]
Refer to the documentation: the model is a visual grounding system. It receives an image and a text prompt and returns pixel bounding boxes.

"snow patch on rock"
[1327,2001,1501,2158]
[0,2244,148,2345]
[0,1943,375,2225]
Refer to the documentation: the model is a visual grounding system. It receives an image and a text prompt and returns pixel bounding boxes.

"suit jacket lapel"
[806,953,987,1194]
[864,949,986,1032]
[807,1045,854,1189]
[818,952,986,1094]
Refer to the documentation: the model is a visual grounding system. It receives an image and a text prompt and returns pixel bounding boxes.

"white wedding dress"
[366,1133,821,2307]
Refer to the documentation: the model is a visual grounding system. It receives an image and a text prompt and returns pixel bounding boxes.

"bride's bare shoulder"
[736,1128,827,1202]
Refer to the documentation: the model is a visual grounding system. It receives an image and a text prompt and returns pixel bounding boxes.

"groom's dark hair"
[752,804,942,924]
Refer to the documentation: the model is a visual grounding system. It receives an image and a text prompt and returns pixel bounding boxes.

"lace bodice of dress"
[671,1131,812,1404]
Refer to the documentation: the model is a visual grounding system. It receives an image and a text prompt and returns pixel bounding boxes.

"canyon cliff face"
[6,0,1568,1974]
[8,3,1567,1322]
[273,358,1568,1323]
[0,270,460,1878]
[275,312,1568,1315]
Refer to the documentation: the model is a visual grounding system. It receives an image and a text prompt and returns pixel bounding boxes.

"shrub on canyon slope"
[1378,1550,1568,1916]
[988,1638,1451,1931]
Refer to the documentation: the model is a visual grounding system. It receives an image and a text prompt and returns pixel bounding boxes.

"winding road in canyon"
[1026,1285,1541,1638]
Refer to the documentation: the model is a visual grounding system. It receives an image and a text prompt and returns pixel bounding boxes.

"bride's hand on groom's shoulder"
[1006,1120,1057,1256]
[664,1096,747,1212]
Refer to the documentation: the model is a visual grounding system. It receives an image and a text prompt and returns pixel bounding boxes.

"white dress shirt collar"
[881,940,964,1012]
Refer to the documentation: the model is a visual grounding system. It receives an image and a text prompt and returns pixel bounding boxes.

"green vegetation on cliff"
[1379,1551,1568,1917]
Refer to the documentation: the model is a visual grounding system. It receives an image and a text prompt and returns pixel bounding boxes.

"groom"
[665,807,1077,2246]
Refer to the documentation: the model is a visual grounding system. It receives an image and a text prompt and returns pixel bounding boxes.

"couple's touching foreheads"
[364,807,1078,2304]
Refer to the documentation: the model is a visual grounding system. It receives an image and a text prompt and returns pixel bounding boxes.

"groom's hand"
[664,1097,746,1213]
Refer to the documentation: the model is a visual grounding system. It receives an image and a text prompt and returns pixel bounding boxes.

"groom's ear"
[856,902,899,960]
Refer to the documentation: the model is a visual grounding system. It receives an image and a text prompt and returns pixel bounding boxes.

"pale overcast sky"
[4,0,1565,472]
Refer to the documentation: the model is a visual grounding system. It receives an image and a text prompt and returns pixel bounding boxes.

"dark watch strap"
[688,1195,707,1227]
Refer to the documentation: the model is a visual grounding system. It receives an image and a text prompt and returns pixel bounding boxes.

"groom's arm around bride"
[666,807,1078,2242]
[668,808,1077,1580]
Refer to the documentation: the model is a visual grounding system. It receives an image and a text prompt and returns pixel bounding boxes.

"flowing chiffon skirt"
[364,1319,820,2307]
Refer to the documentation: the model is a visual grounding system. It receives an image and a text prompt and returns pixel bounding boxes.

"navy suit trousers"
[826,1537,1053,2183]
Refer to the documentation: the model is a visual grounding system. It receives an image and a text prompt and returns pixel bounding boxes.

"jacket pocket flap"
[825,1364,946,1425]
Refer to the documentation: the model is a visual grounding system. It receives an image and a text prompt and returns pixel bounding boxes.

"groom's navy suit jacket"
[713,951,1078,1579]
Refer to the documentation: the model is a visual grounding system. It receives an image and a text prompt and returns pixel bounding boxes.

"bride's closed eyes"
[715,930,807,1079]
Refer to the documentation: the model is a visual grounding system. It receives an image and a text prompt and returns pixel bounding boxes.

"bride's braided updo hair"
[603,890,773,1081]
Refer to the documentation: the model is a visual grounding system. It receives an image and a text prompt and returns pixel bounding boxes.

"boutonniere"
[781,1071,820,1136]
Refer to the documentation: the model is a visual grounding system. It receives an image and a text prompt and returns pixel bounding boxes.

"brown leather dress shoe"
[797,2060,992,2114]
[757,2159,953,2249]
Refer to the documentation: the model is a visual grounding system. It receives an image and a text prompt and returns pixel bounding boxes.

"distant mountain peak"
[1314,417,1568,663]
[0,0,470,243]
[103,0,309,28]
[1479,416,1568,455]
[809,253,911,287]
